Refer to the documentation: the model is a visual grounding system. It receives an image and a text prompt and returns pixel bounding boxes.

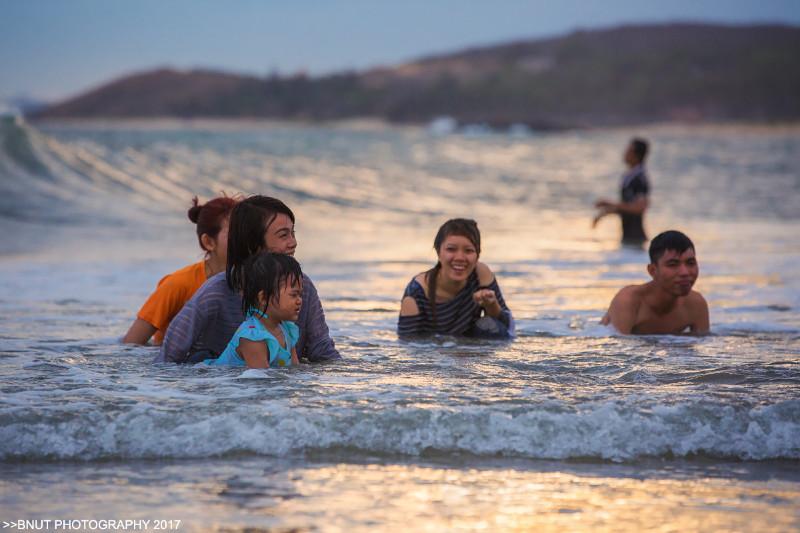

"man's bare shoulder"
[684,290,709,320]
[603,284,646,332]
[685,290,707,307]
[610,284,647,306]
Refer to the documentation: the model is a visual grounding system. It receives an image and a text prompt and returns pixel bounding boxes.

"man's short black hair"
[649,230,695,263]
[631,138,649,162]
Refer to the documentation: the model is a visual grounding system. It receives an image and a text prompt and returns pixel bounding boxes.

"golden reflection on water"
[201,463,800,532]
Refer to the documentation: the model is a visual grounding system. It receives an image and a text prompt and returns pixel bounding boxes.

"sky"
[2,0,799,102]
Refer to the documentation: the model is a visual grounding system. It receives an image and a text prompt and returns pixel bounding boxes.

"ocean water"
[0,117,798,531]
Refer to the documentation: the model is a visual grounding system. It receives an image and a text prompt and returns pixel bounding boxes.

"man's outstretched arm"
[596,196,649,216]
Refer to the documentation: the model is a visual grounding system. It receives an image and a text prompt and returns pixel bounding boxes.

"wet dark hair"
[226,195,296,291]
[426,218,481,325]
[631,138,649,163]
[187,195,239,252]
[241,252,303,318]
[649,230,695,264]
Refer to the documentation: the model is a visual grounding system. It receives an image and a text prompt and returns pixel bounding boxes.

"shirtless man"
[602,230,709,335]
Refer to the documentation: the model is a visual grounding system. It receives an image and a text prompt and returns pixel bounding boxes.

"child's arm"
[237,338,270,368]
[291,346,299,365]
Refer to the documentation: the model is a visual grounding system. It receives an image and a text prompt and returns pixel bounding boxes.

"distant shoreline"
[28,116,800,134]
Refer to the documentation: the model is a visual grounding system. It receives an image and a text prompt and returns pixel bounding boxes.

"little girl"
[207,253,303,368]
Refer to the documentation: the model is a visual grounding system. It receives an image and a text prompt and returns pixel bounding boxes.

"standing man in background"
[593,138,650,247]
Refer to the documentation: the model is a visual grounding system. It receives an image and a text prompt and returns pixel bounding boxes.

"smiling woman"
[398,218,514,338]
[122,195,238,345]
[154,195,339,364]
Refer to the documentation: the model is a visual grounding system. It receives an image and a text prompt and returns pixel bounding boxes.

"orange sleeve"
[137,261,206,343]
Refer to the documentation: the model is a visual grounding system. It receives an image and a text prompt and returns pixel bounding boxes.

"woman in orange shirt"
[123,195,239,345]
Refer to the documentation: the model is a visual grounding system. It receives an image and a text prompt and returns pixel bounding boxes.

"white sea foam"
[1,399,797,461]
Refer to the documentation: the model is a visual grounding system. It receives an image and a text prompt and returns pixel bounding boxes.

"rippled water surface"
[1,119,799,531]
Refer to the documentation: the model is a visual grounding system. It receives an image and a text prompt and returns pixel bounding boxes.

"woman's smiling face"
[437,234,478,282]
[263,213,297,256]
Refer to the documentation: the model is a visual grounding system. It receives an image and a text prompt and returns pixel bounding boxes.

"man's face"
[649,248,699,296]
[263,213,297,255]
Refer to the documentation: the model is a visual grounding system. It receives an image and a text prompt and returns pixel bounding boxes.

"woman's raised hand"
[473,288,502,318]
[473,288,497,307]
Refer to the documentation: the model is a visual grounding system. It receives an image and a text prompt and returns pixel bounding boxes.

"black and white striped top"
[397,270,512,337]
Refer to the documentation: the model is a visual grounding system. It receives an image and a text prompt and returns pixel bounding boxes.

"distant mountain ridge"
[35,23,800,128]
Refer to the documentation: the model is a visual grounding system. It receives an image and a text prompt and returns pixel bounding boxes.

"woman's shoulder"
[300,273,317,293]
[141,262,206,315]
[158,261,205,289]
[475,262,496,286]
[149,267,206,312]
[172,260,206,278]
[405,273,428,295]
[400,273,428,317]
[189,272,236,304]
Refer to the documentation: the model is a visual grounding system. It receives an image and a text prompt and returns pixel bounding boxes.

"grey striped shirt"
[154,272,340,363]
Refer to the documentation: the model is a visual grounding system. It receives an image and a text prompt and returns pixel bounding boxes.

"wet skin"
[401,234,502,319]
[238,277,303,368]
[602,248,710,335]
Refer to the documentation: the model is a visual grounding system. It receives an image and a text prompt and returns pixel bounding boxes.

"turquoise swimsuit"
[205,315,299,367]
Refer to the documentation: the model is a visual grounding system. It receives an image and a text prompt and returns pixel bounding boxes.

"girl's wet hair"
[226,195,296,291]
[426,218,481,325]
[187,194,239,252]
[241,252,303,318]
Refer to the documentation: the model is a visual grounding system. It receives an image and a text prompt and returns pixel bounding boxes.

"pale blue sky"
[2,0,799,102]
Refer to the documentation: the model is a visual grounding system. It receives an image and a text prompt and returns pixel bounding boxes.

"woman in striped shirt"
[398,218,514,338]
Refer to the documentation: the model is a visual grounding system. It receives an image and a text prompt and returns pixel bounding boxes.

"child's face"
[267,276,303,322]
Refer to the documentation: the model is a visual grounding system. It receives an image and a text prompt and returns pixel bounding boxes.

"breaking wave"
[2,398,797,462]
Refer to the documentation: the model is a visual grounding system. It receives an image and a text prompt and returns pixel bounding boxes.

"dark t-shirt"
[620,167,649,244]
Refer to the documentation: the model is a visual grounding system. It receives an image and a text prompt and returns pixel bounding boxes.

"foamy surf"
[1,397,797,461]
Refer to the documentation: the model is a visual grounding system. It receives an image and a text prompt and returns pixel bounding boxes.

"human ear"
[256,290,268,309]
[647,263,656,279]
[200,233,215,253]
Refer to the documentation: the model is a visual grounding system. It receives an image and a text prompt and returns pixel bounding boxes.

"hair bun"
[187,196,202,224]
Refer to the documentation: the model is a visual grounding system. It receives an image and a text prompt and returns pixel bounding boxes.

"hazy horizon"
[3,0,800,103]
